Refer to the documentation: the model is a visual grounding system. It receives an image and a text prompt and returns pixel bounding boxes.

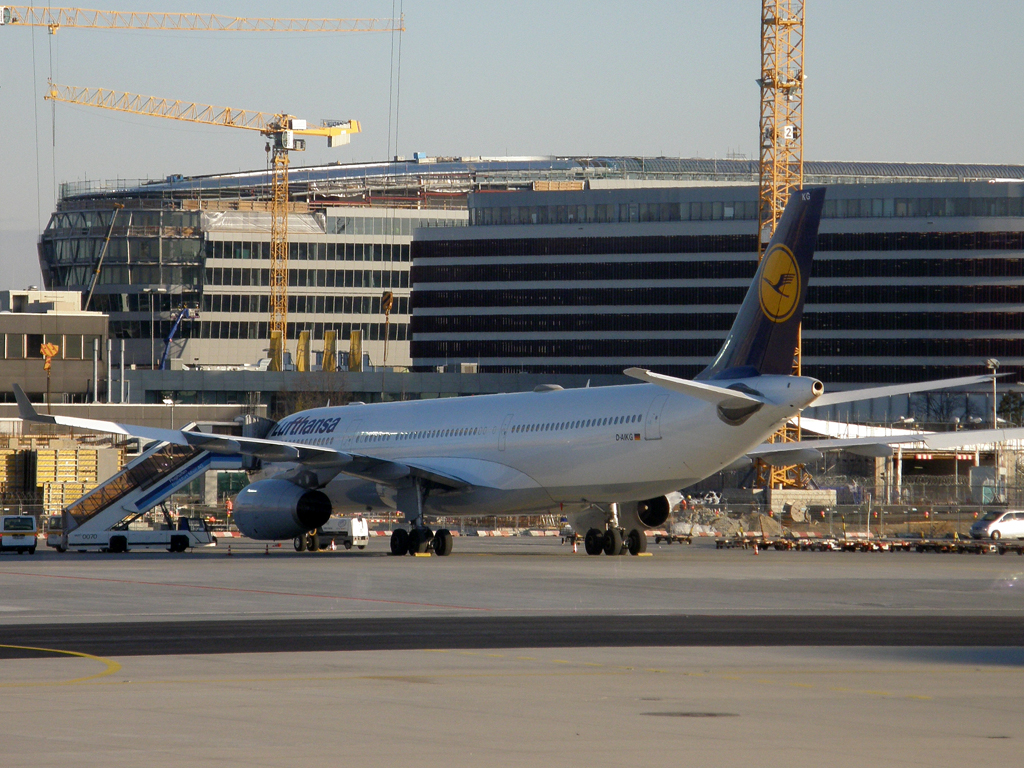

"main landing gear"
[389,478,454,557]
[583,503,647,557]
[293,531,320,552]
[389,526,454,556]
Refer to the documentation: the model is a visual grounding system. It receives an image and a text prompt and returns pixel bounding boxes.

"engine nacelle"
[633,496,672,529]
[232,479,332,540]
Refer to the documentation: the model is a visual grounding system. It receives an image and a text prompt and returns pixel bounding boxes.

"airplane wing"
[747,425,1024,463]
[13,384,471,491]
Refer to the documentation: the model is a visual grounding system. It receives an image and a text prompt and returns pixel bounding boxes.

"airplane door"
[346,419,363,446]
[499,414,514,451]
[644,395,668,440]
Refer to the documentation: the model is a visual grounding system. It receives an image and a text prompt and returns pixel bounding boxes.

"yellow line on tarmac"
[0,645,121,687]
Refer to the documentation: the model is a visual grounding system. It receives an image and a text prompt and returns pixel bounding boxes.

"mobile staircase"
[51,424,243,553]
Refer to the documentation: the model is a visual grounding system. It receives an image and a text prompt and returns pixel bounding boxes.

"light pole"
[144,287,168,369]
[163,397,179,429]
[987,358,1001,502]
[987,358,1000,428]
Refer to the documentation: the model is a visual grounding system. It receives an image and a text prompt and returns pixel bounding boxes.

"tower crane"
[1,6,403,34]
[46,82,362,371]
[756,0,808,490]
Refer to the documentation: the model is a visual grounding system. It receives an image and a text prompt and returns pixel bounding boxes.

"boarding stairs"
[58,424,243,544]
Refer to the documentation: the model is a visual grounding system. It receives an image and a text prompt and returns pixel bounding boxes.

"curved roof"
[60,156,1024,200]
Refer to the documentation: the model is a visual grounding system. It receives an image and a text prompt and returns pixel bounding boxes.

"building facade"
[0,290,109,402]
[411,180,1024,394]
[36,157,1024,413]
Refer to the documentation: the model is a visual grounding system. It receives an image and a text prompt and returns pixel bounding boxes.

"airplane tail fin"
[696,187,826,381]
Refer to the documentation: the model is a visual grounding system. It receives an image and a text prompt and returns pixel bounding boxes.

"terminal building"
[33,157,1024,419]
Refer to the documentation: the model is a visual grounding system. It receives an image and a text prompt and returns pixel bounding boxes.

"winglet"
[13,384,55,424]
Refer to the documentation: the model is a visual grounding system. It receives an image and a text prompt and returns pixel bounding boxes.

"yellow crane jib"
[44,80,362,372]
[1,6,403,34]
[44,83,360,147]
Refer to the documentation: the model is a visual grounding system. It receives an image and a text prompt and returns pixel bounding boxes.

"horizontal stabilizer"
[814,374,1003,407]
[624,368,761,406]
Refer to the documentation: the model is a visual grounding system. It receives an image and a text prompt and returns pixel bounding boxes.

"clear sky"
[2,0,1022,289]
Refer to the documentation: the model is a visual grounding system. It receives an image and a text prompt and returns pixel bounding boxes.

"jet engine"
[632,495,672,528]
[232,479,332,540]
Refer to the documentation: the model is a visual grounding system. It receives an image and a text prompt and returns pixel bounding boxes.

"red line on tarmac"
[0,571,490,612]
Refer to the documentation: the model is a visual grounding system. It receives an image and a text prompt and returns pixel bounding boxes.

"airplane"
[13,187,1015,557]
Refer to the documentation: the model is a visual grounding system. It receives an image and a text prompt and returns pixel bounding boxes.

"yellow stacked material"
[42,481,98,515]
[35,449,101,485]
[0,449,20,494]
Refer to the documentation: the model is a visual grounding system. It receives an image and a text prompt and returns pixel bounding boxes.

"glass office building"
[411,177,1024,387]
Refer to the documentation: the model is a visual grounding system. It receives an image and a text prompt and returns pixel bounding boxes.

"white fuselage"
[254,375,820,519]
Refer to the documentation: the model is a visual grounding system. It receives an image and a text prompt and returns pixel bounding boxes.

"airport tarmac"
[1,537,1022,767]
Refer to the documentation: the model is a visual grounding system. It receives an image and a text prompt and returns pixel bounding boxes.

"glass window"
[26,334,44,358]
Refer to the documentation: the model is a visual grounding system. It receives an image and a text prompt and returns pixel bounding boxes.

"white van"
[970,510,1024,540]
[0,515,38,555]
[319,516,370,550]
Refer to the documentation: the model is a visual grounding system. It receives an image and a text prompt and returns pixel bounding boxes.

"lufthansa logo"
[758,244,801,324]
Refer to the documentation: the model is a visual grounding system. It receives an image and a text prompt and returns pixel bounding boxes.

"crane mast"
[757,0,808,490]
[269,142,290,369]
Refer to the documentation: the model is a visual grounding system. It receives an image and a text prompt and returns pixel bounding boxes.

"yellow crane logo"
[758,244,801,324]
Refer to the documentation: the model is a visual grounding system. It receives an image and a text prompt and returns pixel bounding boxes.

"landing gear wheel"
[294,535,307,552]
[584,528,604,556]
[627,529,647,555]
[390,528,410,556]
[433,529,454,557]
[603,527,623,556]
[306,532,320,552]
[408,527,433,555]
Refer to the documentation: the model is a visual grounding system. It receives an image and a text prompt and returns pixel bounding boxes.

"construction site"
[0,2,1021,554]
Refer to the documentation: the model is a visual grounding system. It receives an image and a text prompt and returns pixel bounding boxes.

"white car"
[970,510,1024,540]
[0,515,37,554]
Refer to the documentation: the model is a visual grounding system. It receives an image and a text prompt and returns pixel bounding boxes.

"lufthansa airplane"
[13,188,1010,557]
